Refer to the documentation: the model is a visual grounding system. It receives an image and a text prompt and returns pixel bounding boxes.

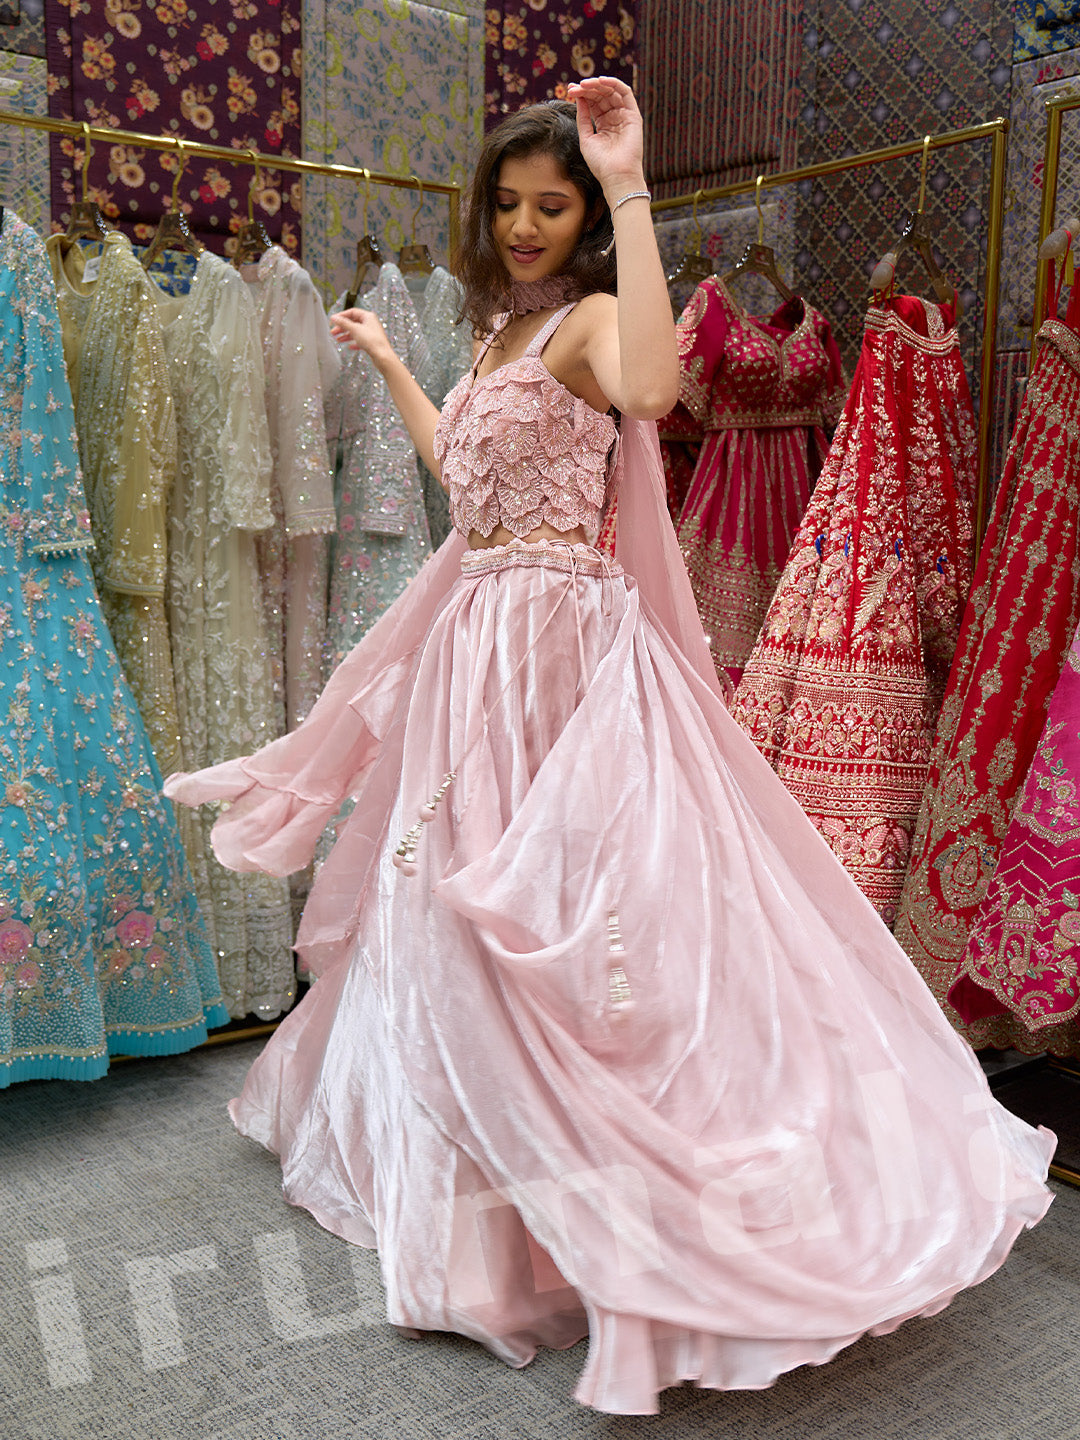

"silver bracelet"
[601,189,652,256]
[610,188,652,215]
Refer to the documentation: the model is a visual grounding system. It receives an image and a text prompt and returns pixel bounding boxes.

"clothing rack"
[651,119,1010,548]
[1031,90,1080,365]
[0,108,462,253]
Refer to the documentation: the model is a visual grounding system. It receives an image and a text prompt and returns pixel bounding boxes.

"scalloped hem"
[0,1051,109,1087]
[106,1013,221,1058]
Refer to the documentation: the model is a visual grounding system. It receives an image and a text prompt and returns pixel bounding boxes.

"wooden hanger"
[869,135,959,312]
[64,122,110,243]
[233,150,273,267]
[398,175,434,276]
[344,169,384,308]
[722,176,795,301]
[665,189,714,293]
[141,138,205,269]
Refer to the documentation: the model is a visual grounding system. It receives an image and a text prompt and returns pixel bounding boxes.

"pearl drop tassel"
[393,772,456,876]
[607,909,634,1015]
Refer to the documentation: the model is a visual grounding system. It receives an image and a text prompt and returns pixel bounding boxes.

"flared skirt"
[223,542,1052,1414]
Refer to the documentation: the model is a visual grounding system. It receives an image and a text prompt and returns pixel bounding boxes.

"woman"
[166,79,1053,1415]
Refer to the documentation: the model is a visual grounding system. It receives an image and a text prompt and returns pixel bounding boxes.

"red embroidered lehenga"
[951,611,1080,1053]
[673,277,845,692]
[731,295,976,922]
[894,286,1080,1050]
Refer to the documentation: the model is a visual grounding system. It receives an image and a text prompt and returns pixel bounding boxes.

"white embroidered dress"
[324,263,432,674]
[242,246,339,729]
[155,250,295,1019]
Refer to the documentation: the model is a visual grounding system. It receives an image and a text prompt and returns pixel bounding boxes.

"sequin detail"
[460,537,623,580]
[325,264,433,674]
[0,211,227,1084]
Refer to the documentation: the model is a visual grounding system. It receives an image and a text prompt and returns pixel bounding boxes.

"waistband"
[460,538,623,580]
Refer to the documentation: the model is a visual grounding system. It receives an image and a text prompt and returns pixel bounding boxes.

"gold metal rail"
[0,107,462,251]
[652,118,1010,548]
[1031,91,1080,368]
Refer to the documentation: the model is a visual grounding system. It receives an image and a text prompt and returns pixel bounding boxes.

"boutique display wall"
[483,0,634,123]
[0,53,47,236]
[302,0,484,307]
[0,0,43,58]
[45,0,304,254]
[793,0,1014,382]
[640,0,802,199]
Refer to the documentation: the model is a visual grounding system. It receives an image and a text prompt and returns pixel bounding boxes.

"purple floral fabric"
[46,0,302,257]
[484,0,635,123]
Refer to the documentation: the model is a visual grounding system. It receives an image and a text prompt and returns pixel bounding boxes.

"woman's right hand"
[329,307,395,367]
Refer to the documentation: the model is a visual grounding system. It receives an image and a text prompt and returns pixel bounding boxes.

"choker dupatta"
[507,274,586,314]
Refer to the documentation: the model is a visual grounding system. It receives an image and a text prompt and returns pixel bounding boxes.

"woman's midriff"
[467,522,588,550]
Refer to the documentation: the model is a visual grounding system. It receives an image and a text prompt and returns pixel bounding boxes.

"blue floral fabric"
[0,211,227,1086]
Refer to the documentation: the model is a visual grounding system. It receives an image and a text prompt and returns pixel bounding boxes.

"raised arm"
[328,308,443,476]
[567,76,679,420]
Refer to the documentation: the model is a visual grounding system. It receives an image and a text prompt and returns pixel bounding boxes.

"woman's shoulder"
[560,291,616,344]
[570,291,617,317]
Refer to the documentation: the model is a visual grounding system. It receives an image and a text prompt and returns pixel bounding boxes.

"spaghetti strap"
[524,302,577,357]
[471,302,579,383]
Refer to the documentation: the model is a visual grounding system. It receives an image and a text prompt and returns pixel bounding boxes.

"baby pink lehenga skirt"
[168,519,1053,1416]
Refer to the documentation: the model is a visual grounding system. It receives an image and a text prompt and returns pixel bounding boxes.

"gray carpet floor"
[1,1040,1078,1440]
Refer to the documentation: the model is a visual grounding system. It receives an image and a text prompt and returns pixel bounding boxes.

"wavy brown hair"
[454,100,617,339]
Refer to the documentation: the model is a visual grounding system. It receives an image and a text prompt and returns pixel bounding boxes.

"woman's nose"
[511,206,538,237]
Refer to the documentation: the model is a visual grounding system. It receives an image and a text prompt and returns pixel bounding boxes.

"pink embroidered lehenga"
[166,303,1051,1416]
[731,295,976,921]
[673,276,845,692]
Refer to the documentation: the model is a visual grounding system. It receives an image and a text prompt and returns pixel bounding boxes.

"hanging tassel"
[606,909,633,1016]
[392,771,455,877]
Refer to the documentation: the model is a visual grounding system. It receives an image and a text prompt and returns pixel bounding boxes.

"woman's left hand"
[566,76,645,195]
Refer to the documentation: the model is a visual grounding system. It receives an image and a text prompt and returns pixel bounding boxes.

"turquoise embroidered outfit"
[0,212,227,1085]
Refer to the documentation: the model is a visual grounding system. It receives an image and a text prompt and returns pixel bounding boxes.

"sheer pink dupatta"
[613,416,724,702]
[163,531,468,876]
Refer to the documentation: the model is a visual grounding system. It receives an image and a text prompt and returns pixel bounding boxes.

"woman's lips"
[510,246,543,264]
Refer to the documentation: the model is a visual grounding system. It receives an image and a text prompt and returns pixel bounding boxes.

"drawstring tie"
[392,541,633,1018]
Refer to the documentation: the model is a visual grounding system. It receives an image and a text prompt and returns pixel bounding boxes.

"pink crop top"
[433,303,619,540]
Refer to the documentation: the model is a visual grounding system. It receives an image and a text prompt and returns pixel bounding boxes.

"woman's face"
[491,150,589,283]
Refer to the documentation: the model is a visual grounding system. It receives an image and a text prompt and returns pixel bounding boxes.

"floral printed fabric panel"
[0,0,43,58]
[1014,1,1080,62]
[998,50,1080,354]
[638,0,802,197]
[0,53,49,235]
[484,0,634,123]
[45,0,303,257]
[303,0,484,307]
[794,0,1013,384]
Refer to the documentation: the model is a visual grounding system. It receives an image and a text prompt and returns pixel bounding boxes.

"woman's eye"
[540,207,566,218]
[495,201,516,212]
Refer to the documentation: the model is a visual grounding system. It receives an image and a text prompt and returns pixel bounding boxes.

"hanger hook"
[691,188,704,254]
[80,121,93,203]
[247,148,262,222]
[916,134,932,215]
[409,175,424,242]
[361,167,372,235]
[171,137,188,210]
[755,175,765,246]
